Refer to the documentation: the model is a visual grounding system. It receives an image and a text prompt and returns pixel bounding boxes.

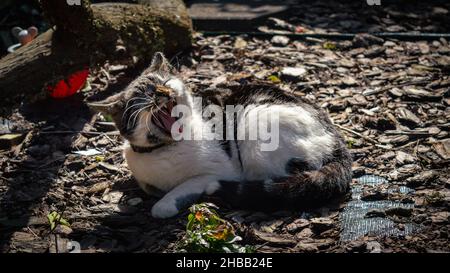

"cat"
[88,52,352,218]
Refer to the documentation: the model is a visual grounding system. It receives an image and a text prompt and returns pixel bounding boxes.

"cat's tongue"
[153,101,179,135]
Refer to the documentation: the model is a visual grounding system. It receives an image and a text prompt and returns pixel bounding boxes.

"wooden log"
[0,0,192,110]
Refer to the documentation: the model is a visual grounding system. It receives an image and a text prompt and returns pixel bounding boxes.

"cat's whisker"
[127,107,143,129]
[136,106,151,128]
[123,101,151,121]
[124,105,149,128]
[129,105,150,129]
[125,98,150,109]
[149,107,158,120]
[122,98,150,122]
[127,104,146,129]
[147,103,165,127]
[123,97,147,112]
[145,111,153,134]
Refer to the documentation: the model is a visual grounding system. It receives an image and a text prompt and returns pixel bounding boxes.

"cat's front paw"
[151,200,179,219]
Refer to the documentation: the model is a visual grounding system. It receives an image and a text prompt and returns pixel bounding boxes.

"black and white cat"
[89,52,352,218]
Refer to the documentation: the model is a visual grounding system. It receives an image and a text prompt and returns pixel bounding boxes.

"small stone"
[383,41,396,47]
[281,66,307,80]
[127,197,143,206]
[271,35,290,46]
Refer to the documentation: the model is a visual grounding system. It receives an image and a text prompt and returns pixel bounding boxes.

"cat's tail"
[213,153,352,210]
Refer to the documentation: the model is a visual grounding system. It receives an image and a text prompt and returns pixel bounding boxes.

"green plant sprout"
[47,211,70,231]
[177,203,254,253]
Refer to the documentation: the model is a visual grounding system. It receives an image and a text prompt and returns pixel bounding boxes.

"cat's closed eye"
[146,85,156,93]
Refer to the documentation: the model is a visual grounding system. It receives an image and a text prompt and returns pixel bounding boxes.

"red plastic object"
[48,69,89,98]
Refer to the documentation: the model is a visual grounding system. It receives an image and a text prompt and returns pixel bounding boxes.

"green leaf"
[267,75,281,84]
[323,41,337,50]
[47,211,70,231]
[103,114,114,122]
[187,213,195,231]
[95,155,105,162]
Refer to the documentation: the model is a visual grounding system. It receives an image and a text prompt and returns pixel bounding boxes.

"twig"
[384,130,433,137]
[101,133,118,146]
[334,124,378,144]
[202,31,450,41]
[40,130,120,136]
[27,227,40,239]
[392,139,420,151]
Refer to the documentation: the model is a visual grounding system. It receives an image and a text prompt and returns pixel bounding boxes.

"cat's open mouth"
[151,101,180,135]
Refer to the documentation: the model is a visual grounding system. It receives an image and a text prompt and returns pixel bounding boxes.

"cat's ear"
[149,52,171,73]
[87,93,122,116]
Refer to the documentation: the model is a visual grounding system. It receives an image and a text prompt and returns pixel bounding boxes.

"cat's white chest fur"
[123,140,240,193]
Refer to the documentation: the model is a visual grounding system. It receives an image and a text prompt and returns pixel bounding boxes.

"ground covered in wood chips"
[1,2,450,253]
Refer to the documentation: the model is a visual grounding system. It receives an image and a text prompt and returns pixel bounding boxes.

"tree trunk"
[0,0,192,108]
